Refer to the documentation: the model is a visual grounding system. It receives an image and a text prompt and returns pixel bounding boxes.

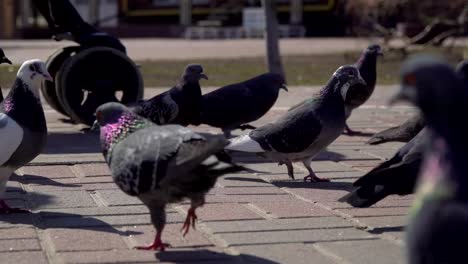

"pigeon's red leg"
[0,200,28,214]
[181,207,198,236]
[135,229,170,251]
[283,161,295,180]
[302,161,330,182]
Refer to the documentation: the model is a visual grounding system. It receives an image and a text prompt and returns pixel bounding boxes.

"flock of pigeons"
[1,44,468,262]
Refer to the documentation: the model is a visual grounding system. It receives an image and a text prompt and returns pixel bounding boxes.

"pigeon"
[0,59,51,213]
[94,102,244,251]
[367,113,425,145]
[0,48,12,102]
[130,64,207,126]
[193,73,287,138]
[339,128,427,207]
[343,44,383,134]
[367,59,467,145]
[386,55,468,264]
[226,65,366,182]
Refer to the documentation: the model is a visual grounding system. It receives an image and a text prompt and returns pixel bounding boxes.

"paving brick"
[336,207,409,217]
[129,223,214,248]
[250,198,335,218]
[235,243,337,264]
[205,217,353,234]
[0,238,41,252]
[95,190,142,206]
[28,190,96,209]
[277,181,353,202]
[46,227,128,252]
[20,165,76,178]
[355,215,409,230]
[316,239,405,264]
[178,203,264,222]
[217,175,273,188]
[0,252,48,264]
[217,227,374,247]
[76,163,111,177]
[57,248,233,264]
[205,193,295,204]
[0,227,37,239]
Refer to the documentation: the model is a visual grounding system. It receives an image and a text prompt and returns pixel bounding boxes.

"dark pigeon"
[94,102,244,251]
[388,55,468,264]
[226,65,366,182]
[0,59,50,213]
[367,59,468,145]
[343,44,383,134]
[339,128,427,207]
[130,64,207,126]
[194,73,287,138]
[0,48,12,102]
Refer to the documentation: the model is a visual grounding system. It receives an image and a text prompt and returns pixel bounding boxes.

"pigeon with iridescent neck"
[0,48,12,102]
[130,64,207,126]
[0,59,50,213]
[343,44,383,134]
[94,102,243,251]
[388,55,468,264]
[226,65,366,182]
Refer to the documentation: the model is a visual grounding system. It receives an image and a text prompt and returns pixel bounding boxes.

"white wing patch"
[0,113,24,166]
[225,134,264,153]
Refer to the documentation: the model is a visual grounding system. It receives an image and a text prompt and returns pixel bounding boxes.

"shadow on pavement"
[155,249,280,264]
[230,150,346,164]
[271,180,353,191]
[11,173,80,188]
[368,226,405,234]
[44,131,100,154]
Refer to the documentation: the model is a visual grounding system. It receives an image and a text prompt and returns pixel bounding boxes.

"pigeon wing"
[0,113,24,166]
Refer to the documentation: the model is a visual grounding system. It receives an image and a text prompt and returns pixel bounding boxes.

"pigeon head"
[264,72,288,91]
[17,59,53,87]
[94,102,151,157]
[182,64,208,83]
[331,65,367,99]
[0,48,11,64]
[390,55,466,140]
[364,44,384,57]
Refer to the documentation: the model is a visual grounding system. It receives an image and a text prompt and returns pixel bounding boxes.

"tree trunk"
[262,0,285,79]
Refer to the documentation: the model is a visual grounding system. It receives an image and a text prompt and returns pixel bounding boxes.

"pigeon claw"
[134,240,170,251]
[303,175,331,183]
[0,200,29,214]
[181,208,198,237]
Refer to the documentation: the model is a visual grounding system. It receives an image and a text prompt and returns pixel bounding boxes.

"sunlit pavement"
[0,85,415,264]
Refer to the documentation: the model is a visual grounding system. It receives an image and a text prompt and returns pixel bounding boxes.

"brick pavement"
[0,85,416,263]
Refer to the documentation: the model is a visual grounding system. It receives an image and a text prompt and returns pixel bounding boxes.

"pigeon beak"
[388,86,416,106]
[200,73,208,80]
[90,120,100,131]
[42,71,53,82]
[281,84,288,92]
[1,57,12,64]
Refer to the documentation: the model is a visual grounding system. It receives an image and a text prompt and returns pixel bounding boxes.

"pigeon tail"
[339,185,390,208]
[225,134,264,152]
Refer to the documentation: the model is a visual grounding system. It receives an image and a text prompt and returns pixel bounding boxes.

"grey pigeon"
[0,48,12,102]
[387,55,468,264]
[226,65,366,182]
[130,64,207,126]
[339,128,427,207]
[0,59,50,213]
[343,44,383,134]
[367,59,468,145]
[94,102,243,251]
[194,73,287,138]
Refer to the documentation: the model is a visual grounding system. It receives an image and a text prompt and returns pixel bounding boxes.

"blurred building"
[0,0,345,39]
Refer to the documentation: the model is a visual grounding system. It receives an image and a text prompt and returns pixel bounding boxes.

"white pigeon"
[0,59,51,213]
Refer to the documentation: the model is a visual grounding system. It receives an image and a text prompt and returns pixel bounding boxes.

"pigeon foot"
[303,174,330,182]
[0,200,28,214]
[135,233,170,251]
[181,208,198,236]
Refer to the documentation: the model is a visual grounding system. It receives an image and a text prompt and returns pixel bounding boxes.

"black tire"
[56,47,143,126]
[41,46,80,116]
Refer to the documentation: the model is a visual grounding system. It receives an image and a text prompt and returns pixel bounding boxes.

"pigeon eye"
[404,73,417,86]
[29,64,35,71]
[348,71,354,77]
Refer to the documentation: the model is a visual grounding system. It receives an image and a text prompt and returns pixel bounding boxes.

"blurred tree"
[262,0,285,79]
